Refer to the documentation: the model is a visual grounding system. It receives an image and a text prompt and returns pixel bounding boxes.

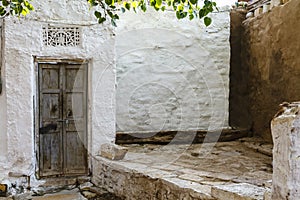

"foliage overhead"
[0,0,33,17]
[0,0,218,26]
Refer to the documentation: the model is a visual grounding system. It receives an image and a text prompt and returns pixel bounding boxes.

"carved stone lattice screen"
[42,26,81,47]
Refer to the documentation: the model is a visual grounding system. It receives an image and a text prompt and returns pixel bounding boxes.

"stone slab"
[99,143,128,160]
[211,183,266,200]
[92,140,272,200]
[32,189,87,200]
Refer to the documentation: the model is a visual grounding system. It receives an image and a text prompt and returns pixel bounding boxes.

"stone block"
[254,7,263,17]
[263,189,271,200]
[271,102,300,200]
[271,0,282,7]
[211,183,266,200]
[99,143,128,160]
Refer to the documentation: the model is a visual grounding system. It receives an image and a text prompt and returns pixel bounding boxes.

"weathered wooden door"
[38,62,88,177]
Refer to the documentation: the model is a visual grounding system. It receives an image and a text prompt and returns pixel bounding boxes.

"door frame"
[34,57,91,179]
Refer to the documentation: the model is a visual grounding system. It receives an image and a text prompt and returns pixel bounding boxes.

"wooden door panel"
[63,64,87,175]
[65,67,85,90]
[42,94,60,119]
[65,92,85,118]
[40,132,62,176]
[65,131,87,174]
[41,67,60,89]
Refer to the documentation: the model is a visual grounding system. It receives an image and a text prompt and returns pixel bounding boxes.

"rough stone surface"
[115,4,231,133]
[79,182,94,191]
[240,0,300,142]
[12,189,87,200]
[31,189,87,200]
[99,143,128,160]
[81,191,97,199]
[271,102,300,200]
[211,183,266,200]
[0,0,116,191]
[239,137,273,157]
[92,140,272,200]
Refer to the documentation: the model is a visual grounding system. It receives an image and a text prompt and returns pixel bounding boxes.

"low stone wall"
[92,140,272,200]
[92,156,214,200]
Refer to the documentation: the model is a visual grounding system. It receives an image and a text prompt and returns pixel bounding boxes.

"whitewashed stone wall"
[271,103,300,200]
[0,0,115,189]
[0,0,234,191]
[115,5,231,133]
[0,20,8,162]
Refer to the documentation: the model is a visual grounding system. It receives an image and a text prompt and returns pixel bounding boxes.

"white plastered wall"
[0,0,115,187]
[115,3,232,133]
[0,19,8,162]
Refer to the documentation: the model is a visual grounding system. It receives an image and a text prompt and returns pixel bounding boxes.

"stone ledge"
[92,156,215,200]
[92,154,269,200]
[211,183,267,200]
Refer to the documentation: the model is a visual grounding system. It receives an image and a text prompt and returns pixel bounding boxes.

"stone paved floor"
[90,138,272,199]
[121,138,273,188]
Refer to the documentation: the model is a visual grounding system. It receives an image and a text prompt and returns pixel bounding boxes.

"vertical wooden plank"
[63,64,88,175]
[39,64,63,177]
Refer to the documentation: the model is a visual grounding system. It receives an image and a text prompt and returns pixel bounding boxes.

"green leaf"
[141,3,147,12]
[107,10,113,18]
[125,2,131,10]
[105,0,113,5]
[176,11,187,19]
[94,11,101,19]
[121,7,126,13]
[0,6,6,16]
[176,11,181,19]
[2,0,9,6]
[21,7,29,16]
[199,9,206,18]
[98,17,106,24]
[111,18,117,27]
[177,4,183,11]
[189,14,194,20]
[156,0,162,7]
[204,16,212,26]
[190,0,197,5]
[88,0,98,6]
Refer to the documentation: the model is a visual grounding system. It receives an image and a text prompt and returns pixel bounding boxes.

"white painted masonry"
[0,0,234,191]
[271,103,300,200]
[116,4,231,133]
[0,0,115,188]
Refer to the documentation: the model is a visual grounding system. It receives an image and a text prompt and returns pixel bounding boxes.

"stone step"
[13,189,87,200]
[92,156,269,200]
[211,183,267,200]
